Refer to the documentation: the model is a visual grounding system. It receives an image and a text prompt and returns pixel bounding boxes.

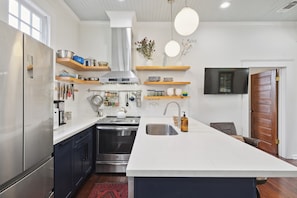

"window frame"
[8,0,50,45]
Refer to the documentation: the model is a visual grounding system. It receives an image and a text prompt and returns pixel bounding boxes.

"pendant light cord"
[170,0,173,39]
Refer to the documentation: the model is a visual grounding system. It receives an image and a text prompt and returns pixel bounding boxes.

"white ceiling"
[64,0,297,22]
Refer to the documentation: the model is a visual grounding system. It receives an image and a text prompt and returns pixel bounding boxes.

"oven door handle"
[96,126,138,131]
[97,125,138,136]
[96,161,128,166]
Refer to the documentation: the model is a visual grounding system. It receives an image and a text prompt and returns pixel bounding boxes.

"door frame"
[241,60,291,158]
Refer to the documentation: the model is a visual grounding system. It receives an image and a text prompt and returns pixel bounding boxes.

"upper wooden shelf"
[56,58,111,71]
[143,81,191,85]
[135,66,190,71]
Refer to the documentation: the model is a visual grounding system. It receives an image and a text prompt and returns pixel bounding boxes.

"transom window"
[8,0,49,44]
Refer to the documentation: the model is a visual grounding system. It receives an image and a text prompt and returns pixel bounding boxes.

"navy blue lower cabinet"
[134,177,257,198]
[54,138,73,198]
[54,126,94,198]
[82,127,93,176]
[73,127,93,188]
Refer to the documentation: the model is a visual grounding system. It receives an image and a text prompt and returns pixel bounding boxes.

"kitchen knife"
[65,85,69,100]
[57,82,60,99]
[71,84,74,100]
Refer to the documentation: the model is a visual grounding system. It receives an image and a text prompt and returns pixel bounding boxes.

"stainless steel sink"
[146,124,178,135]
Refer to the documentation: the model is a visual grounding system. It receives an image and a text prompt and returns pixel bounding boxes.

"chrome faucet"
[163,101,181,129]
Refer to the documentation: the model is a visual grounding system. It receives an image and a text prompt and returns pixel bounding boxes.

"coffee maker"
[54,100,66,126]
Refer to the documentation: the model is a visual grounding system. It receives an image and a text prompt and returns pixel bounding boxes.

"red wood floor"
[75,160,297,198]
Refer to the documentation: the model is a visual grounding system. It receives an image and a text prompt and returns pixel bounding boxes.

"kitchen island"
[126,116,297,198]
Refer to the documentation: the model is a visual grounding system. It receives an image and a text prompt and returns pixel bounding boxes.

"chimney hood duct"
[100,12,139,84]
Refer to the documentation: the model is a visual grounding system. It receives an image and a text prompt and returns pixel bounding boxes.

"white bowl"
[167,88,174,96]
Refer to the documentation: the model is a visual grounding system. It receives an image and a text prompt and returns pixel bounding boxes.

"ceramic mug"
[167,88,174,96]
[175,88,182,96]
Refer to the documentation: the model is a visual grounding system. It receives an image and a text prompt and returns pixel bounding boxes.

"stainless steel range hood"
[100,27,139,84]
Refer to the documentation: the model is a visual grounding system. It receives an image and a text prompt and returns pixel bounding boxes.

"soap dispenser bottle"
[181,111,188,132]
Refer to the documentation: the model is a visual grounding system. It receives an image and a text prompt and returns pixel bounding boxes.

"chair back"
[210,122,237,135]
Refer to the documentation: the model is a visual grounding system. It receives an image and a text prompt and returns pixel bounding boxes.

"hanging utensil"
[129,92,135,101]
[91,95,103,106]
[87,94,104,114]
[71,84,74,100]
[126,93,129,107]
[57,82,60,100]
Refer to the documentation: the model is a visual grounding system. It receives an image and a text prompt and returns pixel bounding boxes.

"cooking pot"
[85,58,96,66]
[73,55,84,64]
[117,107,127,119]
[56,50,74,58]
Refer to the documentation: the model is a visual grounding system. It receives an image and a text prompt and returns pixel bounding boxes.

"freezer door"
[23,35,53,170]
[0,157,54,198]
[0,22,23,186]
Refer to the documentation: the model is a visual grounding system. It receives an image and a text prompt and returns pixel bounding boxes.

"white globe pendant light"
[174,3,199,36]
[164,0,180,57]
[165,40,181,57]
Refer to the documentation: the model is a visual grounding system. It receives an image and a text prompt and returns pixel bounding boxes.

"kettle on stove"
[117,107,127,119]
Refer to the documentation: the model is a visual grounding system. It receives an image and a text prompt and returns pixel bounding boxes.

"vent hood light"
[277,1,297,12]
[220,2,231,9]
[100,71,139,84]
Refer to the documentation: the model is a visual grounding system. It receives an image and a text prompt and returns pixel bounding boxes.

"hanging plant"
[135,37,155,60]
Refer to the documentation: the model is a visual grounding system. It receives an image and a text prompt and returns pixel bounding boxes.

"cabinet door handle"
[84,144,88,160]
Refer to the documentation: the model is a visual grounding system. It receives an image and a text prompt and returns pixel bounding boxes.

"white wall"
[70,20,297,158]
[0,0,8,22]
[77,21,297,158]
[77,21,190,118]
[30,0,80,51]
[133,22,297,159]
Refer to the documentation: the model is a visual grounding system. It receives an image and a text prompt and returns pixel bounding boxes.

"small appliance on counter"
[54,100,66,126]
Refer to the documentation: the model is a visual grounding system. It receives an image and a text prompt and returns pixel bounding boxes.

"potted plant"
[135,37,155,65]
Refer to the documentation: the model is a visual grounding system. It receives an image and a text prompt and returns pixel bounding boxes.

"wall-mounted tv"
[204,68,249,94]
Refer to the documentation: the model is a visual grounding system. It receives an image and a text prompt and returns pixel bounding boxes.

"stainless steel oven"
[96,116,140,173]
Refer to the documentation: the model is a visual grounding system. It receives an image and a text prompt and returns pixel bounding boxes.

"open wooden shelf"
[144,81,191,85]
[135,66,190,71]
[56,58,111,71]
[144,96,189,100]
[55,76,102,85]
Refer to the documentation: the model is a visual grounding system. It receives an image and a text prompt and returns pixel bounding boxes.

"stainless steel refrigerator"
[0,20,54,197]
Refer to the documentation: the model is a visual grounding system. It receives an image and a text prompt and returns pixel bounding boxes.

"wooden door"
[251,70,278,155]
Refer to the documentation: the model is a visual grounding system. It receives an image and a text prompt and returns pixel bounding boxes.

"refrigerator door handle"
[48,190,54,198]
[26,55,33,79]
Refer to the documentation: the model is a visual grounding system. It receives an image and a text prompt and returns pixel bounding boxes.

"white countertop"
[126,116,297,178]
[53,116,100,145]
